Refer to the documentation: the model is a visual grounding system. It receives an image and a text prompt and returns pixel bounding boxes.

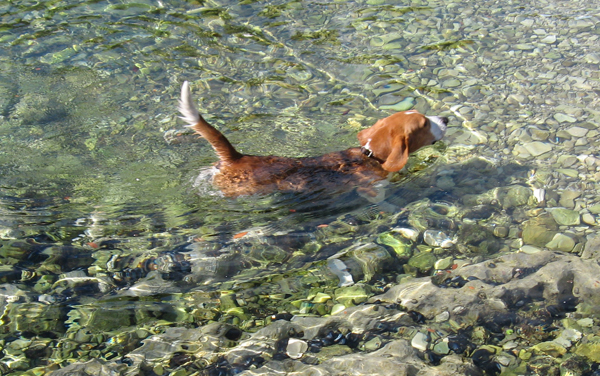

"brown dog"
[178,81,447,197]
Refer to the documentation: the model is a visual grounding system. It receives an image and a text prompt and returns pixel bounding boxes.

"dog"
[178,81,448,198]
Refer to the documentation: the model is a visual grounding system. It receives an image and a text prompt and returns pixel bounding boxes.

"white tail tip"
[178,81,200,127]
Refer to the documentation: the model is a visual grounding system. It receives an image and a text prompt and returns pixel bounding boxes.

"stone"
[523,141,552,157]
[581,235,600,260]
[575,343,600,362]
[548,208,580,226]
[407,251,437,273]
[334,285,369,306]
[378,233,412,258]
[423,230,453,248]
[286,338,308,359]
[497,185,533,209]
[559,189,581,209]
[520,245,542,254]
[582,213,596,225]
[331,304,346,316]
[515,43,535,50]
[442,78,461,88]
[380,97,415,112]
[589,204,600,214]
[432,340,450,355]
[540,35,557,44]
[554,113,577,123]
[434,257,454,270]
[545,233,575,252]
[522,214,558,247]
[411,332,428,351]
[532,341,566,357]
[577,318,593,327]
[567,126,589,137]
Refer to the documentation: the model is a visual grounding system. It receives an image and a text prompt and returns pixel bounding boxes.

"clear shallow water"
[1,0,600,375]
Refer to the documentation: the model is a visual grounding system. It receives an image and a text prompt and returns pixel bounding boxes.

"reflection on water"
[1,0,600,374]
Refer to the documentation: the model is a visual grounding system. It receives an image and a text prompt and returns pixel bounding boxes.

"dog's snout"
[440,117,449,125]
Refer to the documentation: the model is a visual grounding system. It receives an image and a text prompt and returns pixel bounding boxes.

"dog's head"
[357,110,448,172]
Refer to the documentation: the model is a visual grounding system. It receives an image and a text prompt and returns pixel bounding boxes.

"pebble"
[577,318,594,327]
[380,97,414,112]
[330,304,346,316]
[520,245,542,254]
[434,311,450,322]
[540,35,557,44]
[582,213,596,225]
[567,126,589,137]
[423,230,453,248]
[411,332,429,351]
[393,227,419,242]
[432,340,450,355]
[286,338,308,359]
[545,233,575,252]
[442,78,461,88]
[554,113,577,123]
[523,141,552,157]
[434,257,454,270]
[548,208,581,226]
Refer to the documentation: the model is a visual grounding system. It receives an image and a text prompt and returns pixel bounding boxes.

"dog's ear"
[381,135,409,172]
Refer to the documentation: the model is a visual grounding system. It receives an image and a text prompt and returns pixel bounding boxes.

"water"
[1,0,600,374]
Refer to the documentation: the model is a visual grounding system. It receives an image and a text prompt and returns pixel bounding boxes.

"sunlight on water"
[1,0,600,374]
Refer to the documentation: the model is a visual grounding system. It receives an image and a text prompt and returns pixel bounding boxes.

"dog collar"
[361,146,374,158]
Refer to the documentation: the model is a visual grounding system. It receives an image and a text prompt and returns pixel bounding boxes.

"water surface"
[1,0,600,374]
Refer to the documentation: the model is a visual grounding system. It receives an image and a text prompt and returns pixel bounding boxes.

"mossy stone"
[334,285,369,306]
[407,251,436,273]
[498,185,532,209]
[575,343,600,362]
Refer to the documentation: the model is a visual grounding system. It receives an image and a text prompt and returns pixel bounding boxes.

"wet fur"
[178,81,447,197]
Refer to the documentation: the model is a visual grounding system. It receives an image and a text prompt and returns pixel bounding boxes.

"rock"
[575,343,600,362]
[559,189,581,209]
[582,213,596,225]
[545,233,575,252]
[378,233,412,258]
[540,35,557,44]
[286,338,308,359]
[379,97,415,112]
[577,318,593,327]
[581,235,600,260]
[434,257,454,270]
[532,341,567,357]
[407,251,437,273]
[522,214,558,247]
[374,250,600,320]
[411,332,429,351]
[548,208,581,226]
[331,304,346,315]
[432,340,450,355]
[567,126,589,137]
[442,78,461,88]
[521,245,542,254]
[48,359,123,376]
[554,113,577,123]
[497,185,532,209]
[423,230,453,248]
[523,141,552,157]
[392,227,419,242]
[334,285,369,306]
[553,328,582,348]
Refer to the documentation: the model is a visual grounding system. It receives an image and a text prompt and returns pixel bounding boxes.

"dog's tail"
[178,81,242,163]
